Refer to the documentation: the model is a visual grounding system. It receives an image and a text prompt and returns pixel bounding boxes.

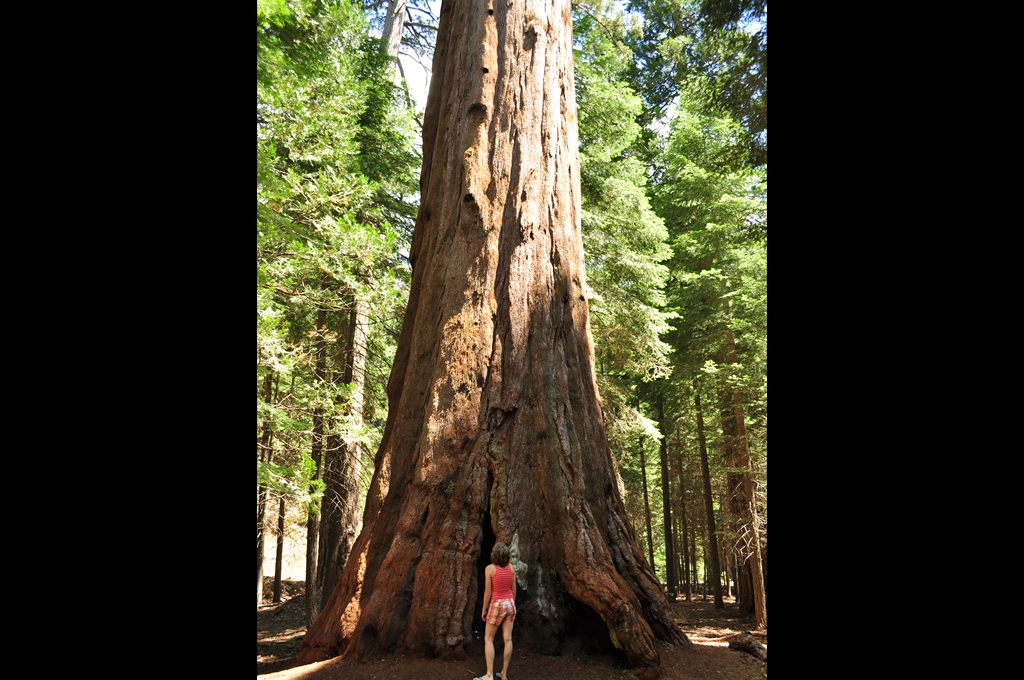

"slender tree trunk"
[257,489,267,605]
[694,383,723,609]
[274,497,286,603]
[319,299,367,609]
[719,528,730,598]
[717,382,751,611]
[718,282,766,628]
[700,543,707,601]
[299,2,687,674]
[678,489,690,600]
[731,554,738,604]
[315,0,402,613]
[673,429,690,600]
[656,396,676,598]
[257,371,275,606]
[382,0,409,64]
[689,523,697,601]
[639,435,655,573]
[672,510,683,596]
[305,307,328,626]
[381,0,420,111]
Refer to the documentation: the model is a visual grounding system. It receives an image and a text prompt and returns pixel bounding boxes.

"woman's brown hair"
[491,542,510,568]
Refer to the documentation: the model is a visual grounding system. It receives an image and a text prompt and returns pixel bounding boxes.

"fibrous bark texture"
[299,0,687,676]
[318,299,367,611]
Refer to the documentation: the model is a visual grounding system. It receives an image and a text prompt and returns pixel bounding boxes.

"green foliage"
[574,4,678,495]
[575,4,674,379]
[258,451,325,508]
[257,0,419,517]
[656,106,766,373]
[626,0,767,168]
[647,103,767,568]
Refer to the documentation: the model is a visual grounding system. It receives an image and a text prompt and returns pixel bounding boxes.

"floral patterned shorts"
[486,598,516,625]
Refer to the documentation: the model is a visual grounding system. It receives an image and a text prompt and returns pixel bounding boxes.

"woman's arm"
[481,564,494,618]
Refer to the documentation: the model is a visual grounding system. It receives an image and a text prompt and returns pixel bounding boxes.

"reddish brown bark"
[717,275,766,629]
[298,0,687,675]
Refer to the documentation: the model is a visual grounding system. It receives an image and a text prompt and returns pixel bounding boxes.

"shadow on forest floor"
[258,579,307,674]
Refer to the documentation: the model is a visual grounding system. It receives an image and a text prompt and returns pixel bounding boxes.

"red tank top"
[491,563,514,599]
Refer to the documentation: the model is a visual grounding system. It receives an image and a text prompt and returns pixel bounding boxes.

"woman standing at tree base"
[477,542,516,680]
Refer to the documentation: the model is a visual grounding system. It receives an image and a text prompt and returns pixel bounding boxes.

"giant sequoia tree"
[298,0,687,675]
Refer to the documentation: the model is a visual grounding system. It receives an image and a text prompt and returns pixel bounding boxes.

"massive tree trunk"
[299,0,687,675]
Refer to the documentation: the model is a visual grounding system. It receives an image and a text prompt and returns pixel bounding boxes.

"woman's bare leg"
[483,622,498,679]
[500,618,514,679]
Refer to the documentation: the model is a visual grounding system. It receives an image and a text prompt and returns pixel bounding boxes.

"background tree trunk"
[656,396,676,597]
[719,285,766,628]
[304,307,328,626]
[672,431,691,600]
[718,385,754,614]
[689,524,697,600]
[382,0,409,62]
[257,371,275,605]
[318,298,368,610]
[639,435,655,571]
[299,1,687,675]
[694,384,723,608]
[274,497,285,603]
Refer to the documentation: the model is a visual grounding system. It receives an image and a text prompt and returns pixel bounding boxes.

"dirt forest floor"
[258,579,767,680]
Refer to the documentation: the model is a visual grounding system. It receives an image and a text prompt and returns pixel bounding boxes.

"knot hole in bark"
[441,478,457,496]
[468,102,487,117]
[524,28,536,51]
[487,406,516,432]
